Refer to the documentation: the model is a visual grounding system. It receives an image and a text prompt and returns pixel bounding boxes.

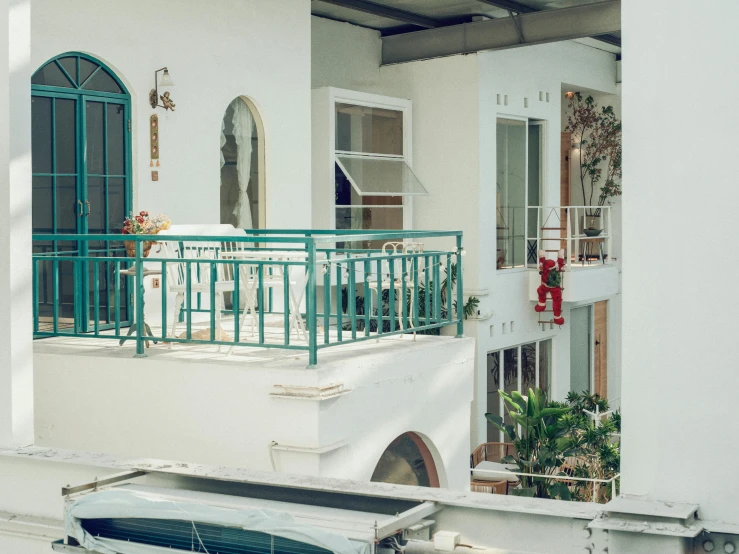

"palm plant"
[485,388,572,499]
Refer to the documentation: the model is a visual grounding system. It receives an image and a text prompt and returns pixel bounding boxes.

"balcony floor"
[33,314,439,368]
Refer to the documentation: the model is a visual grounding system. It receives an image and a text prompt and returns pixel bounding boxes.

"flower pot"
[510,486,537,498]
[583,228,603,237]
[124,240,154,258]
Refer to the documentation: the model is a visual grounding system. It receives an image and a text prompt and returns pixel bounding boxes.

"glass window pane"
[336,155,427,196]
[55,98,76,174]
[521,342,537,393]
[32,62,74,88]
[86,101,105,174]
[86,177,105,233]
[336,206,403,249]
[370,433,431,487]
[57,57,78,86]
[31,96,52,173]
[336,103,403,155]
[108,178,126,233]
[570,306,592,394]
[487,351,502,442]
[539,338,552,397]
[107,103,125,175]
[83,68,122,94]
[503,347,518,430]
[32,176,53,233]
[79,59,99,86]
[497,118,526,269]
[56,177,77,233]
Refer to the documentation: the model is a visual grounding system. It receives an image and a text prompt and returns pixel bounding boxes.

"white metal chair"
[367,241,424,333]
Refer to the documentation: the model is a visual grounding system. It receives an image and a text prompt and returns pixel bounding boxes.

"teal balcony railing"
[32,230,464,366]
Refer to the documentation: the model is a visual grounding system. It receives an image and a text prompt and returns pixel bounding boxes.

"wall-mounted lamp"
[149,67,176,111]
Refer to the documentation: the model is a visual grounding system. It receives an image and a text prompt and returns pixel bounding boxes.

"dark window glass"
[86,177,105,234]
[539,339,552,397]
[503,347,518,430]
[79,59,98,86]
[108,178,126,233]
[55,177,77,234]
[32,61,74,88]
[521,342,537,393]
[31,96,52,173]
[371,433,431,487]
[487,351,502,442]
[57,57,78,86]
[32,176,53,233]
[107,103,125,175]
[83,69,122,94]
[86,101,105,174]
[55,98,76,174]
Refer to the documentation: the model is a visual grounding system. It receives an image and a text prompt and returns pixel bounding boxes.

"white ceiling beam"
[382,0,620,65]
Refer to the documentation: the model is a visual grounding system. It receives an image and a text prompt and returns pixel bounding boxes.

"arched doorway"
[220,96,265,229]
[370,432,441,488]
[32,53,132,331]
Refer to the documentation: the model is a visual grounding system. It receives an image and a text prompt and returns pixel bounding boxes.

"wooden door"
[594,300,608,398]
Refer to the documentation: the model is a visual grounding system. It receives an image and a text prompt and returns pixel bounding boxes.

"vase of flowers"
[122,211,171,258]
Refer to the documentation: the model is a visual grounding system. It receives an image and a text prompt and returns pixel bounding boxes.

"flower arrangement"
[122,211,171,258]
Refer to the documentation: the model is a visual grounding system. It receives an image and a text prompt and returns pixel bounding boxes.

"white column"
[0,0,33,447]
[621,0,739,525]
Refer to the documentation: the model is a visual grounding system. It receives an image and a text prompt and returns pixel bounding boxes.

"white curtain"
[220,119,227,169]
[231,98,255,229]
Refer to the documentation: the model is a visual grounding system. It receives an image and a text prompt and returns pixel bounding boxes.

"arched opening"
[370,432,441,488]
[220,96,265,229]
[31,52,132,332]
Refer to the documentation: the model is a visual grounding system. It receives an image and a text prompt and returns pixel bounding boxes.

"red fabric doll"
[534,249,565,325]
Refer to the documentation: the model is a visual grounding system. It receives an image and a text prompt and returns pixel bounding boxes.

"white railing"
[525,205,613,271]
[472,467,620,503]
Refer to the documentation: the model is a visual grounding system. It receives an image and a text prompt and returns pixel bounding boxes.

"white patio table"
[219,250,309,345]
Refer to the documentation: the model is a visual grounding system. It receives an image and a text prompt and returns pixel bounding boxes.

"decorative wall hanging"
[534,249,566,326]
[149,67,176,110]
[150,114,159,169]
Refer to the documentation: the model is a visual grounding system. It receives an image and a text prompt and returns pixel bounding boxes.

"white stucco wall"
[34,335,475,491]
[32,0,313,229]
[621,0,739,526]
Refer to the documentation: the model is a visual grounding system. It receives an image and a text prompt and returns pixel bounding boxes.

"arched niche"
[370,432,441,488]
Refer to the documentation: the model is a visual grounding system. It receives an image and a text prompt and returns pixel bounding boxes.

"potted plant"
[122,211,171,258]
[564,92,622,236]
[485,388,572,499]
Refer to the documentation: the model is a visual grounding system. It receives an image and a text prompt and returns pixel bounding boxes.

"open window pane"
[335,103,403,156]
[497,118,526,269]
[336,154,427,196]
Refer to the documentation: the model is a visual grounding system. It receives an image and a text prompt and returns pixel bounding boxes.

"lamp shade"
[159,69,174,87]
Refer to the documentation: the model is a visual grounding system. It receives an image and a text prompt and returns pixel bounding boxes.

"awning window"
[335,154,428,196]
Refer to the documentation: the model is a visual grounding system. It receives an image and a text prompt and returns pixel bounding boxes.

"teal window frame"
[32,52,133,333]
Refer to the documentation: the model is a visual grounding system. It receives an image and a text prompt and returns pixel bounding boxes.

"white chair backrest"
[380,241,424,281]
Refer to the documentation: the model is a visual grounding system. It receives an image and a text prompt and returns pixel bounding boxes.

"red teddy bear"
[534,249,565,325]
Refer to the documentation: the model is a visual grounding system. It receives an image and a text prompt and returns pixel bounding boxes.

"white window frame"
[488,338,553,442]
[495,115,547,272]
[326,88,414,233]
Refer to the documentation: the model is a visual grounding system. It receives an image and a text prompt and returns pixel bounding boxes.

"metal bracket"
[508,10,525,43]
[61,469,147,496]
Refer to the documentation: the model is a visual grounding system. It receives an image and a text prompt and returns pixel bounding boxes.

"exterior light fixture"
[149,67,176,111]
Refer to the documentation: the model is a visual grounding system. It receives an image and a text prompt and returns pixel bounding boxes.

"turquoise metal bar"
[258,264,264,344]
[348,259,356,340]
[388,254,395,332]
[401,257,408,330]
[412,257,419,328]
[283,262,290,346]
[209,262,216,342]
[335,260,342,342]
[307,240,318,367]
[446,253,453,323]
[232,260,240,344]
[114,261,120,335]
[433,254,441,323]
[72,260,80,334]
[52,259,59,333]
[134,241,145,357]
[32,259,39,334]
[456,237,464,338]
[424,255,430,326]
[185,260,192,340]
[376,258,383,334]
[323,257,330,345]
[363,259,370,337]
[93,261,100,334]
[161,260,167,340]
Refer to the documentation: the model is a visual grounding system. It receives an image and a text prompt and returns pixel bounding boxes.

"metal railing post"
[565,207,572,272]
[307,239,318,368]
[456,234,464,338]
[134,240,146,358]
